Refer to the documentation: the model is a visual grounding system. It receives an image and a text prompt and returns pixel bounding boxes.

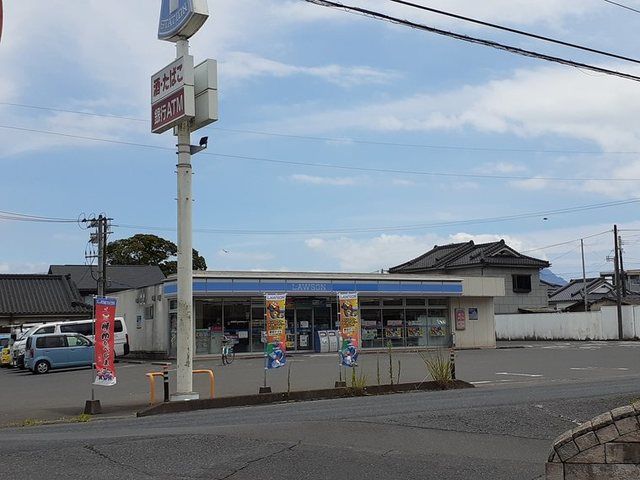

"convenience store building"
[114,271,504,357]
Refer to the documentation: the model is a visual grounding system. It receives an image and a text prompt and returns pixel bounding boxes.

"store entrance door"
[296,308,313,351]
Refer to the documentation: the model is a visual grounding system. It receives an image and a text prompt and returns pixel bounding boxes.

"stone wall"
[546,402,640,479]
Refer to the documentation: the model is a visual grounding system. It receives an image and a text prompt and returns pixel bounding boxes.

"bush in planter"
[419,350,452,387]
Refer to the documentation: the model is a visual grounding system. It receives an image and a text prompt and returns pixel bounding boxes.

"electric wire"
[113,200,640,236]
[1,124,640,183]
[520,230,612,253]
[6,101,640,156]
[603,0,640,15]
[303,0,640,82]
[387,0,640,65]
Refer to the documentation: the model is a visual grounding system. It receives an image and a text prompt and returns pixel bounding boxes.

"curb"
[136,379,474,417]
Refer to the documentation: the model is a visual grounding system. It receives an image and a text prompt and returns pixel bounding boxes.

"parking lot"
[2,341,640,426]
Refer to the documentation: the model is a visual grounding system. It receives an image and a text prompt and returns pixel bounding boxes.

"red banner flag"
[94,297,117,386]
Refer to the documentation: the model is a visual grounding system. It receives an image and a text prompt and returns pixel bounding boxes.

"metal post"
[581,239,588,312]
[163,365,169,403]
[97,216,105,297]
[614,225,623,340]
[619,235,627,297]
[172,38,198,401]
[449,348,456,380]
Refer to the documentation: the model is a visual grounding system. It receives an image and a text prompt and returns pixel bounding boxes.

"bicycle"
[221,336,235,365]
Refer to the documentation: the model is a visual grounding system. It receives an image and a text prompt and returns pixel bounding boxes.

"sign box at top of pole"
[151,55,195,134]
[158,0,209,43]
[192,59,218,132]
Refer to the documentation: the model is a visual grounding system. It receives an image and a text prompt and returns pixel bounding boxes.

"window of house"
[512,274,532,293]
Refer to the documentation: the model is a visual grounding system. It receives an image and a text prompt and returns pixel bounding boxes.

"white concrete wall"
[496,306,640,340]
[450,296,496,349]
[113,285,168,353]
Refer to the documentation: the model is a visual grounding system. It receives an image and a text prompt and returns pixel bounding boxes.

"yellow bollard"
[193,369,215,399]
[145,372,164,405]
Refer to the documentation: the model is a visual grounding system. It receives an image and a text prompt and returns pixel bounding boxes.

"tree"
[106,234,207,276]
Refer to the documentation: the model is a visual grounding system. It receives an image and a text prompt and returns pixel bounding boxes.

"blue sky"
[1,0,640,279]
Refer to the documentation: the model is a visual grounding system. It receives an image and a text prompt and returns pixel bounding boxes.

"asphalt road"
[2,341,640,425]
[1,374,639,479]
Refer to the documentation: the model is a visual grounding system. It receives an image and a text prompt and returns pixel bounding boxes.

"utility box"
[327,330,340,352]
[315,331,329,353]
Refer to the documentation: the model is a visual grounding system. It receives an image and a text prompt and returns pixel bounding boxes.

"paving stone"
[618,431,640,443]
[592,412,614,430]
[566,445,606,464]
[545,462,563,480]
[575,432,599,452]
[554,429,575,448]
[605,443,640,464]
[595,424,620,444]
[616,416,640,436]
[632,400,640,415]
[572,421,593,439]
[556,440,580,462]
[565,463,640,480]
[612,405,637,420]
[548,449,558,463]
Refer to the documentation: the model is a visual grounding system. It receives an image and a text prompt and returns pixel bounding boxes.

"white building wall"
[450,296,496,349]
[496,306,640,340]
[113,285,168,354]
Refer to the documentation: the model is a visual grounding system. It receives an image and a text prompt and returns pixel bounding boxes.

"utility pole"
[581,239,587,312]
[613,225,623,339]
[619,235,627,297]
[97,215,106,297]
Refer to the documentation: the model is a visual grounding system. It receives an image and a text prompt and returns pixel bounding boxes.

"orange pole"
[145,372,164,405]
[193,369,215,399]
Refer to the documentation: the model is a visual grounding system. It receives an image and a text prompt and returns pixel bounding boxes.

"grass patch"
[419,350,453,387]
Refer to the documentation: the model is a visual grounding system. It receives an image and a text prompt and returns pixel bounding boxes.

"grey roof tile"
[0,274,92,317]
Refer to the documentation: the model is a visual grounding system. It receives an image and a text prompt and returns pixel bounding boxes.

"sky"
[1,0,640,280]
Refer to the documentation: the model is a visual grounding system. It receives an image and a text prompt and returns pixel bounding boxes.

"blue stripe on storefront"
[164,280,463,296]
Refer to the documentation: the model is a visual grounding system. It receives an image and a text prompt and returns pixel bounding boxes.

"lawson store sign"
[163,278,463,296]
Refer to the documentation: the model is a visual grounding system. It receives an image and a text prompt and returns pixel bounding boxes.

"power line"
[113,199,640,236]
[0,209,77,223]
[603,0,640,15]
[387,0,640,65]
[303,0,640,82]
[2,124,640,183]
[521,230,613,253]
[4,101,640,156]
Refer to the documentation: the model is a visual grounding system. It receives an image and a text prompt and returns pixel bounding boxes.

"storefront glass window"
[427,307,449,347]
[195,300,222,354]
[383,308,404,347]
[251,306,265,353]
[223,300,251,353]
[405,298,426,306]
[405,308,428,347]
[361,308,383,348]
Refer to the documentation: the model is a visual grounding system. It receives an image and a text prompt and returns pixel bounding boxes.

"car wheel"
[34,360,50,374]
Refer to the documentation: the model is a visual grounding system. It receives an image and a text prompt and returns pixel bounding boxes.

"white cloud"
[288,174,358,186]
[222,52,399,87]
[480,162,528,174]
[303,221,640,274]
[0,262,49,274]
[392,178,416,186]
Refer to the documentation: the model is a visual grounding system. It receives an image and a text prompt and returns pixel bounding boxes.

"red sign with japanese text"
[94,297,117,386]
[152,89,187,133]
[151,55,195,134]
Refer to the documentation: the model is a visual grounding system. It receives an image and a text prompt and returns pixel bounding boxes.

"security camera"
[190,136,209,155]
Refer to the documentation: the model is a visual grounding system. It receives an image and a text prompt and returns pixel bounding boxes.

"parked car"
[25,333,94,374]
[12,318,129,369]
[0,334,11,367]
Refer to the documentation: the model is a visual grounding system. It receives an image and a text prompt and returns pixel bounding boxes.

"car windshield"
[17,326,40,341]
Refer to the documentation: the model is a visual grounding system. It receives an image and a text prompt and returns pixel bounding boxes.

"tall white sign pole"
[154,0,216,401]
[173,38,197,401]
